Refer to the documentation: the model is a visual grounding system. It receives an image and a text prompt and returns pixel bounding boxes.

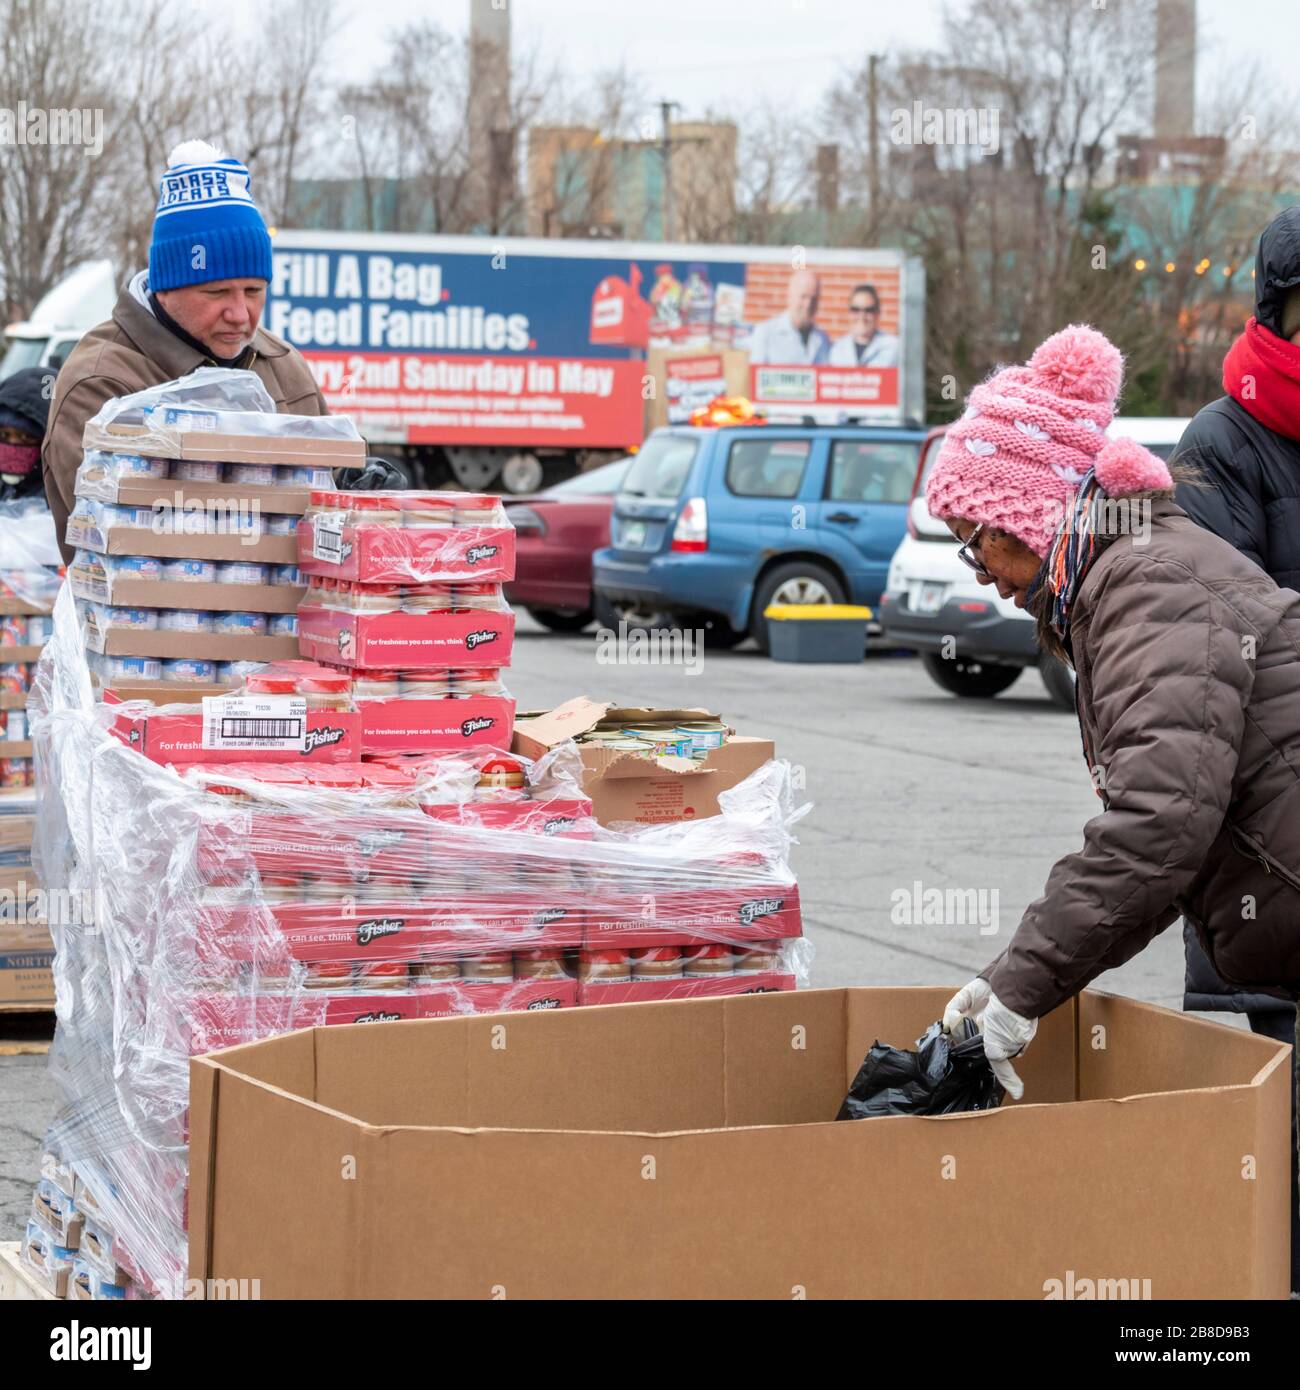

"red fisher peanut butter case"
[105,689,360,765]
[197,897,586,964]
[420,796,594,836]
[297,491,515,584]
[297,604,515,670]
[185,977,575,1052]
[576,971,795,1006]
[357,692,516,753]
[582,884,803,948]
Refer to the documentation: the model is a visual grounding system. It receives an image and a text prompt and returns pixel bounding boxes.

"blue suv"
[592,423,926,649]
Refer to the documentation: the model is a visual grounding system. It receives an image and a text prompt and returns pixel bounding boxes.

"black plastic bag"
[836,1018,1004,1120]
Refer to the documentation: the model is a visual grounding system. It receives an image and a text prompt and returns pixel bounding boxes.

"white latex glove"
[943,978,1038,1101]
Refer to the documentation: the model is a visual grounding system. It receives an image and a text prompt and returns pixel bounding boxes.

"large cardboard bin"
[189,986,1291,1299]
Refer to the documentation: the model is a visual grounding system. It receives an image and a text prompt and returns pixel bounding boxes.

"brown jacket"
[42,284,326,564]
[985,499,1300,1018]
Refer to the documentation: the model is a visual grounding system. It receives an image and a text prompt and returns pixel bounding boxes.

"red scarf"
[1223,317,1300,440]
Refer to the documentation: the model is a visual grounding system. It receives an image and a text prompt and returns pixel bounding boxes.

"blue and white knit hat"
[148,140,273,292]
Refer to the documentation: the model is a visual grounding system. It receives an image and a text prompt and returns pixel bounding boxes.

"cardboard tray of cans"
[81,418,365,470]
[66,509,301,564]
[69,558,304,614]
[297,490,516,584]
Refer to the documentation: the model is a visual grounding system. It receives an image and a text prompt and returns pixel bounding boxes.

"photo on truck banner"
[266,235,908,450]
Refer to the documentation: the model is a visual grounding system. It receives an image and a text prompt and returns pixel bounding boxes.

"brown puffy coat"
[984,498,1300,1018]
[42,284,326,564]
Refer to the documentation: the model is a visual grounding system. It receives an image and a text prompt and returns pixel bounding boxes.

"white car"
[878,417,1190,707]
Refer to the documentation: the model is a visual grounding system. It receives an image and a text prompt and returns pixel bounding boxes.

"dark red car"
[502,457,632,632]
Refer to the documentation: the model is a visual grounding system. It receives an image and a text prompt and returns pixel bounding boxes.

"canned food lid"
[299,674,351,693]
[579,949,628,962]
[309,491,336,506]
[684,944,733,958]
[245,676,298,694]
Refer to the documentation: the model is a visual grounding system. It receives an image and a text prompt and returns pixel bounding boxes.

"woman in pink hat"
[928,324,1300,1109]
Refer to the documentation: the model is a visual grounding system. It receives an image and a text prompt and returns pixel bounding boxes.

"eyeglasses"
[848,304,879,316]
[956,523,991,577]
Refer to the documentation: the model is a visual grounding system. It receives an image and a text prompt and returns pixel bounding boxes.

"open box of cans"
[297,490,516,585]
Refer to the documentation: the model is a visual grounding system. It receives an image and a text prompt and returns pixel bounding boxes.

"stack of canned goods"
[81,450,333,489]
[348,667,506,700]
[300,576,504,613]
[578,720,728,761]
[305,490,506,529]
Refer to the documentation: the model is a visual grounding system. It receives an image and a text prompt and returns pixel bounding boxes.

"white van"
[878,417,1190,707]
[1,260,116,380]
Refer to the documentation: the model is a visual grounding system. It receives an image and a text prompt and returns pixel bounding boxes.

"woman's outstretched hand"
[943,978,1039,1101]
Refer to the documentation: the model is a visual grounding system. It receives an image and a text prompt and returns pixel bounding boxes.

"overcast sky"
[200,0,1290,125]
[244,0,1300,125]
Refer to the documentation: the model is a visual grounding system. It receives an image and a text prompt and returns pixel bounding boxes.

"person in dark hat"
[0,367,57,503]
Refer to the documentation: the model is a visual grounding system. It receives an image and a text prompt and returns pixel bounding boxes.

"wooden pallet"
[0,1241,56,1300]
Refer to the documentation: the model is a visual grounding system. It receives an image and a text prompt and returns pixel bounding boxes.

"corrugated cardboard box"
[512,698,775,824]
[0,920,54,1008]
[189,986,1291,1299]
[81,421,365,471]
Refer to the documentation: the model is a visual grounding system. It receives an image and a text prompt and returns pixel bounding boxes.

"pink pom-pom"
[1027,324,1123,404]
[1093,436,1173,496]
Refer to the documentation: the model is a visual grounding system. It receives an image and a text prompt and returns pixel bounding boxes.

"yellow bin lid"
[763,604,873,621]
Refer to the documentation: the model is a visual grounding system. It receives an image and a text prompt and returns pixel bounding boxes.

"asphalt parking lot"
[0,615,1240,1242]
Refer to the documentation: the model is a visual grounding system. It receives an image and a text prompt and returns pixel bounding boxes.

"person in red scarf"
[1174,204,1300,1294]
[0,367,56,503]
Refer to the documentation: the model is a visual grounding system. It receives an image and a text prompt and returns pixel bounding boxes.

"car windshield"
[549,458,633,495]
[620,433,700,500]
[0,337,49,378]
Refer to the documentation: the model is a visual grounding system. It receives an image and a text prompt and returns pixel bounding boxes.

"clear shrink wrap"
[28,580,810,1297]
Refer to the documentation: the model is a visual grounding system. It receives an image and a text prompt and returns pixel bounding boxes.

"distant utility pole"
[660,99,679,241]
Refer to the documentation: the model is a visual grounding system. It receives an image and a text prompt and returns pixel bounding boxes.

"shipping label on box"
[112,706,359,765]
[296,520,517,584]
[297,606,515,670]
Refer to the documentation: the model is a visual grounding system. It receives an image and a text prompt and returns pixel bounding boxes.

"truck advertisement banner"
[266,234,906,447]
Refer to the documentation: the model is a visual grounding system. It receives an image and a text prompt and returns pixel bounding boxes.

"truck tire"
[749,560,846,653]
[527,605,595,633]
[1039,653,1078,710]
[921,652,1023,699]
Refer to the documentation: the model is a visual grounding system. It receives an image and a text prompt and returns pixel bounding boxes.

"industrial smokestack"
[1154,0,1196,138]
[468,0,512,227]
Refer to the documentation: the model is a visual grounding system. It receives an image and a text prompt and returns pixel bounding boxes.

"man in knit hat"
[41,141,328,564]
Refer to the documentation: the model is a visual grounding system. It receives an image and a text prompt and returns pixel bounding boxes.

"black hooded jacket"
[1173,207,1300,1015]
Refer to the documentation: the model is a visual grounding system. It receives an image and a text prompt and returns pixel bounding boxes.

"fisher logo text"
[527,997,562,1009]
[461,715,495,736]
[543,817,576,834]
[303,725,347,754]
[356,918,404,946]
[465,629,499,651]
[465,544,499,565]
[738,897,783,926]
[534,907,567,925]
[356,1011,403,1024]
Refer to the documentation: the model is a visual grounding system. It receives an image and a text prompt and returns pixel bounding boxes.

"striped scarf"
[1043,469,1104,641]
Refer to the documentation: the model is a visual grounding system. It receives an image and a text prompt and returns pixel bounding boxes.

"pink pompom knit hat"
[925,324,1173,557]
